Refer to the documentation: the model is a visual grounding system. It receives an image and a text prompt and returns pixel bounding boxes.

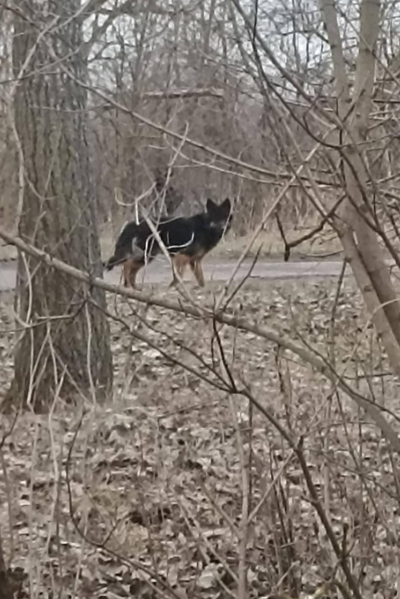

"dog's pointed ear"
[222,198,231,211]
[206,198,217,211]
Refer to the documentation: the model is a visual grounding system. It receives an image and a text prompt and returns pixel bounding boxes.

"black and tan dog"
[104,198,232,288]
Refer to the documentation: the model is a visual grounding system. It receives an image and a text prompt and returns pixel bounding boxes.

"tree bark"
[7,1,113,411]
[0,528,14,599]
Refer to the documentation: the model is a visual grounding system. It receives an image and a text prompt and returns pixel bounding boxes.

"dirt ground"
[0,277,399,598]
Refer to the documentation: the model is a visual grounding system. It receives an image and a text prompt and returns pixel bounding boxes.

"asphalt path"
[0,257,347,292]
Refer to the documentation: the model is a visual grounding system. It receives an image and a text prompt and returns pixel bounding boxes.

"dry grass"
[0,277,398,597]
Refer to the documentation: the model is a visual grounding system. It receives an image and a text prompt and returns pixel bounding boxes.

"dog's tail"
[103,253,124,271]
[103,220,140,271]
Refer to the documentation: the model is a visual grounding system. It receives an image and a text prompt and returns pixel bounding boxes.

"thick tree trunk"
[6,1,113,411]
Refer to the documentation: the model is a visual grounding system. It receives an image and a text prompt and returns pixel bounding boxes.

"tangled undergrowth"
[0,275,399,598]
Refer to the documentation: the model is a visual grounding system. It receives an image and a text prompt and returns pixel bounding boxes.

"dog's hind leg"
[129,263,143,288]
[123,260,142,288]
[122,261,132,287]
[190,259,205,287]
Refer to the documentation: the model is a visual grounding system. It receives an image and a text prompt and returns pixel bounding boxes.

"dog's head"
[206,198,232,232]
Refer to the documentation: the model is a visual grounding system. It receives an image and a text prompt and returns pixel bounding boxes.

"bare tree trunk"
[320,0,400,374]
[6,1,113,411]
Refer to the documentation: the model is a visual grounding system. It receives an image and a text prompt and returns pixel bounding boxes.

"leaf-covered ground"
[1,276,399,598]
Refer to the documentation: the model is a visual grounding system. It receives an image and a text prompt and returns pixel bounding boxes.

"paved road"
[0,258,347,292]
